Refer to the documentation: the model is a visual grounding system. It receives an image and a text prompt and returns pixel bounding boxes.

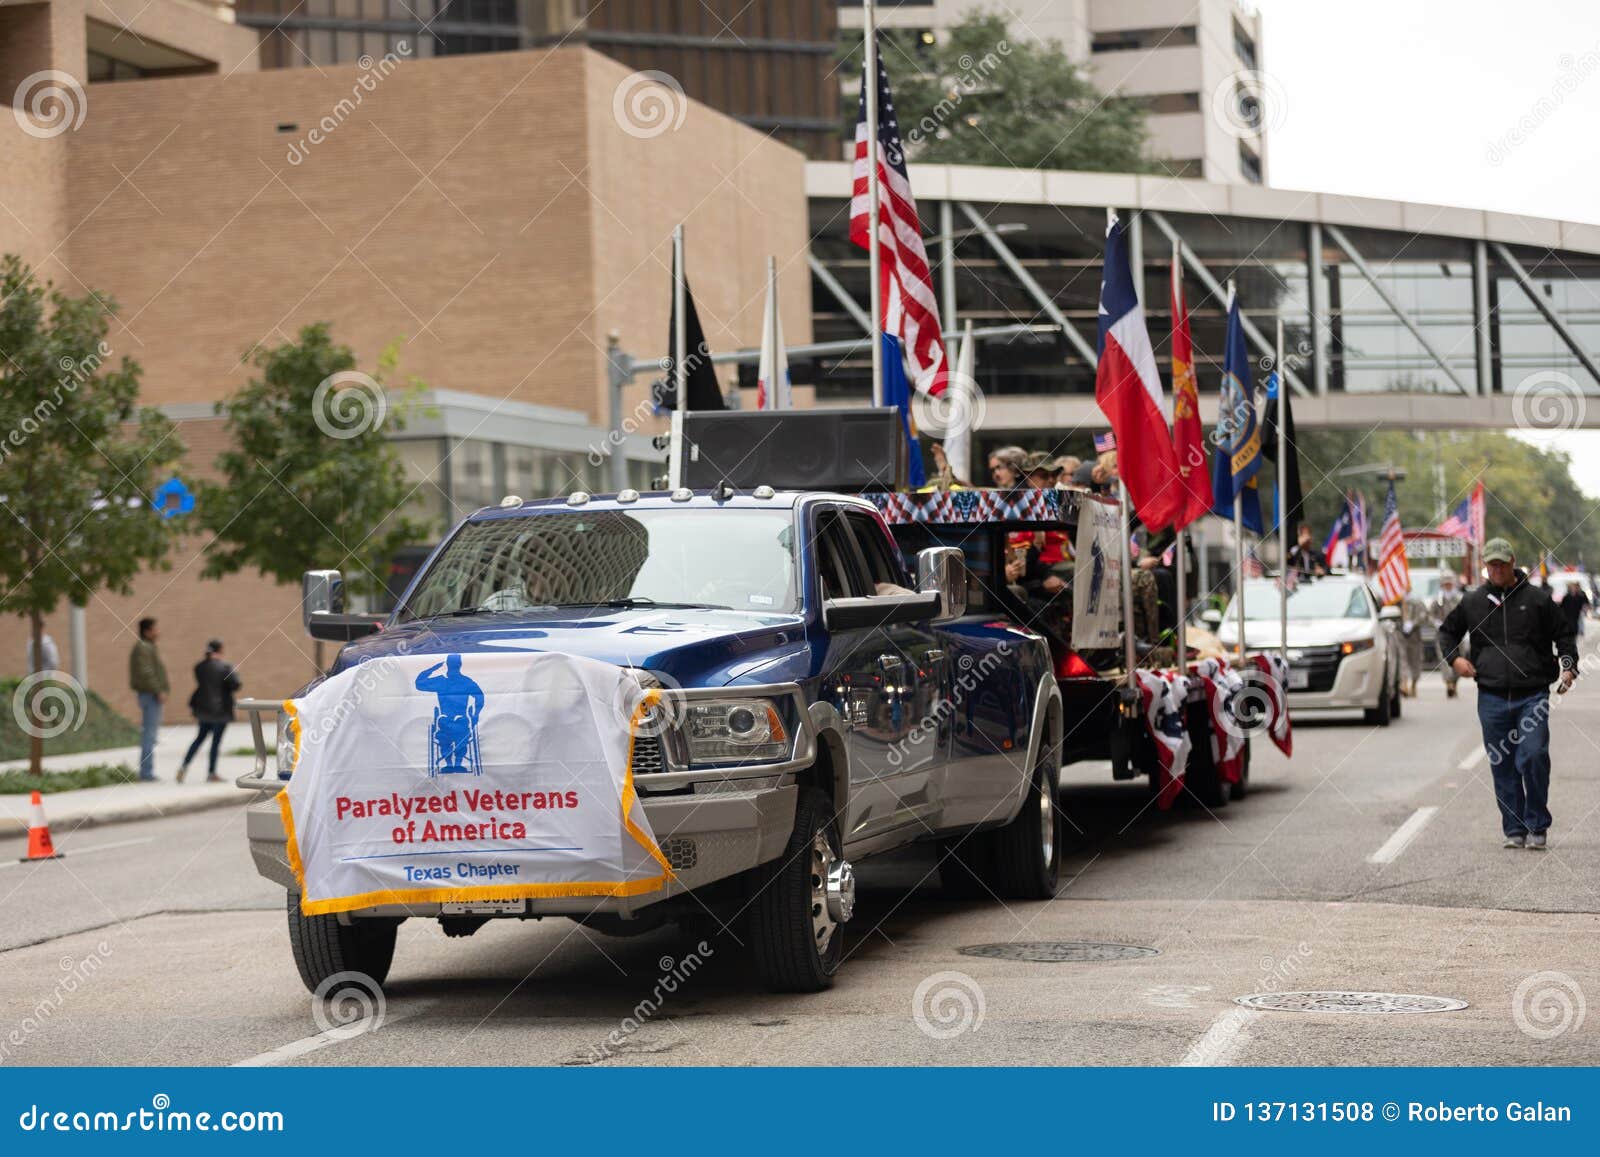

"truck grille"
[1292,645,1344,693]
[631,735,665,775]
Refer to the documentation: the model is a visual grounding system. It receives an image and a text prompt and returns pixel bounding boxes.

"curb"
[0,789,252,838]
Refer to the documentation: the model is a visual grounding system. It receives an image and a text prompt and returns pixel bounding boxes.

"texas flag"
[1096,216,1183,531]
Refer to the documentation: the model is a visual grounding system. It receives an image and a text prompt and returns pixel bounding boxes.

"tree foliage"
[198,324,428,598]
[0,254,184,770]
[873,13,1154,173]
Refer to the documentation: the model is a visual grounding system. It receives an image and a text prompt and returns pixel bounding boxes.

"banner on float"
[1073,496,1125,649]
[279,650,672,915]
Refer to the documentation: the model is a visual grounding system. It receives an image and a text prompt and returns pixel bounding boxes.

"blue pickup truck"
[240,486,1062,994]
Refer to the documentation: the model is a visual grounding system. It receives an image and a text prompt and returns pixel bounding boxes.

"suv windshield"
[1234,579,1370,621]
[397,508,798,621]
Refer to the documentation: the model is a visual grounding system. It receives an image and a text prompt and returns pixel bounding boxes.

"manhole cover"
[1235,991,1469,1014]
[958,941,1160,962]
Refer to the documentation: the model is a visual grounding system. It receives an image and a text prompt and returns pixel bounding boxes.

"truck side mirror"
[302,569,385,642]
[302,570,345,629]
[915,546,967,624]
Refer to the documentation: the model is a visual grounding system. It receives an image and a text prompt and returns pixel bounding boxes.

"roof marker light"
[617,488,640,503]
[499,495,524,508]
[753,485,775,499]
[670,488,693,502]
[567,491,591,506]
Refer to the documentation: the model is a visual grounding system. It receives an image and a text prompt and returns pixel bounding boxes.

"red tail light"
[1055,650,1098,679]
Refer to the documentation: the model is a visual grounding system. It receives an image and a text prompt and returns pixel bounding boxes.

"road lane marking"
[0,835,154,870]
[1456,748,1486,772]
[1367,806,1441,864]
[232,1001,431,1067]
[1177,1008,1262,1066]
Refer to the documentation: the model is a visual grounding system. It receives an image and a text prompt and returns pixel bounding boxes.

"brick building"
[0,0,811,719]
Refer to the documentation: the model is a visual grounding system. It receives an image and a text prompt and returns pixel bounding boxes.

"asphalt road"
[3,666,1597,1067]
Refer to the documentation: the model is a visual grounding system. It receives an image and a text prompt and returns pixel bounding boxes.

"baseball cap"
[1024,451,1060,475]
[1482,537,1514,563]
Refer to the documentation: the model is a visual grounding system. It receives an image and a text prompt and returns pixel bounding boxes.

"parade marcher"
[179,639,242,783]
[1438,538,1577,849]
[128,618,168,783]
[1559,580,1590,639]
[1398,589,1427,697]
[1285,522,1328,577]
[1431,571,1465,698]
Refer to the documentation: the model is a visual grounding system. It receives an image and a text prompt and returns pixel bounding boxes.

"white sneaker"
[1503,835,1525,849]
[1527,832,1548,850]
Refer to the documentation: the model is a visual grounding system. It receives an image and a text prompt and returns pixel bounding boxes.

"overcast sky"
[1249,0,1600,496]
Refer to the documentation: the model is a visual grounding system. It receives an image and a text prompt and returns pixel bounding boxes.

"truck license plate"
[1287,667,1310,690]
[441,900,524,915]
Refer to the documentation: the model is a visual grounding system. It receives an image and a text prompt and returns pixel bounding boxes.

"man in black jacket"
[178,639,242,783]
[1438,538,1577,849]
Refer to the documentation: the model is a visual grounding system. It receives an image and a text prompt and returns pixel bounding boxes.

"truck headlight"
[683,698,789,764]
[276,708,296,778]
[1340,638,1375,655]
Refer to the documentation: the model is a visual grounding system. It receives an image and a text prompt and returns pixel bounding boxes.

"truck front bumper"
[244,782,798,919]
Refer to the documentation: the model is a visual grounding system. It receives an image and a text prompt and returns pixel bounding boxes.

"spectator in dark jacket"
[178,639,242,783]
[1438,538,1577,850]
[1559,581,1590,638]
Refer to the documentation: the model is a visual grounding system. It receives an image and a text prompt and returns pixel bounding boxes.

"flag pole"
[864,1,884,409]
[1111,209,1138,685]
[1229,278,1245,665]
[668,223,687,488]
[765,254,779,410]
[1172,239,1187,671]
[1276,315,1288,664]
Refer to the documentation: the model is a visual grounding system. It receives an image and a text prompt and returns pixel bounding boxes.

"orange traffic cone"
[22,790,62,861]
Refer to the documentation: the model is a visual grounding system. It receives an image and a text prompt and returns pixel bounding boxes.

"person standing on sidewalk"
[1438,538,1577,850]
[128,618,168,783]
[178,639,241,783]
[1431,571,1465,698]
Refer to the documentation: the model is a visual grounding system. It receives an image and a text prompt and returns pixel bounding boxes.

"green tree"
[197,325,429,656]
[0,255,184,772]
[866,13,1154,172]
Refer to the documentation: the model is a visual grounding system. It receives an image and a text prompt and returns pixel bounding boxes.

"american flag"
[1349,490,1369,571]
[1376,480,1410,604]
[1437,480,1485,543]
[850,42,946,395]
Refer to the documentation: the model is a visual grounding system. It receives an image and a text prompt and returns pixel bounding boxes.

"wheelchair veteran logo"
[415,655,484,776]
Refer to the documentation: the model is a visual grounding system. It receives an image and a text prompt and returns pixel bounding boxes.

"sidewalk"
[0,724,266,836]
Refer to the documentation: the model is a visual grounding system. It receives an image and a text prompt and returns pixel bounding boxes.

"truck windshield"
[395,508,798,621]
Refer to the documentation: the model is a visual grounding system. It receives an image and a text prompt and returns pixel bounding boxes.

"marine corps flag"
[1169,250,1212,528]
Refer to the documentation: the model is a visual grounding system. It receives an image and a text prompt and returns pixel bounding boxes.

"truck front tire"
[286,891,399,995]
[986,745,1063,899]
[746,788,846,993]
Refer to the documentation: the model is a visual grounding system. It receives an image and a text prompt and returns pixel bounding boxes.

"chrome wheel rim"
[809,829,839,956]
[1038,777,1055,867]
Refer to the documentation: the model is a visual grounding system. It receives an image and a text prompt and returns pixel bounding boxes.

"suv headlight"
[683,698,789,765]
[1340,638,1375,655]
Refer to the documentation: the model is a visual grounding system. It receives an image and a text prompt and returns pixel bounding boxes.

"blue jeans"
[137,692,162,781]
[1475,690,1552,837]
[183,721,228,776]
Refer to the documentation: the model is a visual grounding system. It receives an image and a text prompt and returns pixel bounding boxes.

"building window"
[1233,19,1259,70]
[1143,92,1201,115]
[1239,143,1263,184]
[87,51,147,83]
[1090,26,1198,53]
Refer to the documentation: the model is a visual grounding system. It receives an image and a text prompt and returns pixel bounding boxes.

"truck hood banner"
[278,651,673,916]
[1072,496,1125,650]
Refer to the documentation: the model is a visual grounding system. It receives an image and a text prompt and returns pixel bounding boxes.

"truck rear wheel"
[746,788,849,993]
[1186,706,1230,809]
[286,891,399,995]
[985,745,1062,899]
